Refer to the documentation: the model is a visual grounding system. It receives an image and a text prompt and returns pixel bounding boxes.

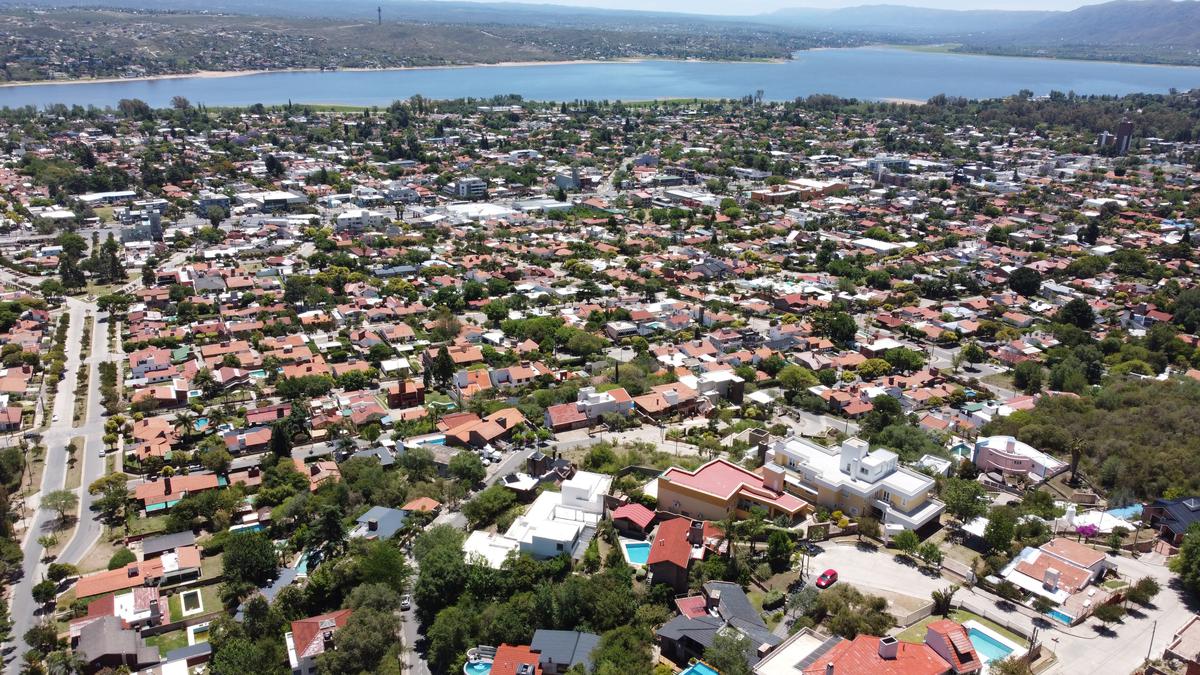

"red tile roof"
[611,503,655,530]
[490,644,542,675]
[803,635,951,675]
[291,609,352,660]
[647,517,692,569]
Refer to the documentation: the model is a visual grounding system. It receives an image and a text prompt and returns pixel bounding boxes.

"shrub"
[763,589,785,610]
[108,548,136,570]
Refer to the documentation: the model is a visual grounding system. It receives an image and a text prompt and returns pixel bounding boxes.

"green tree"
[42,489,78,523]
[1008,267,1042,297]
[1055,298,1096,329]
[767,530,793,572]
[931,585,959,616]
[892,529,919,556]
[32,580,58,605]
[703,630,753,675]
[316,609,400,675]
[1171,523,1200,596]
[941,478,989,525]
[1092,602,1125,627]
[984,506,1017,553]
[857,516,881,542]
[222,531,278,587]
[1012,361,1044,394]
[107,548,136,570]
[448,451,486,485]
[590,625,654,674]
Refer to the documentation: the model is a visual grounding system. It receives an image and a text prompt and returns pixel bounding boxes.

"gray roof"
[704,581,766,629]
[76,616,159,667]
[165,641,212,662]
[352,506,408,540]
[141,530,196,557]
[530,630,600,671]
[235,567,297,621]
[351,446,395,467]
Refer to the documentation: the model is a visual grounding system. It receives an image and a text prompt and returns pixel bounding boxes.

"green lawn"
[145,629,190,654]
[128,514,168,536]
[897,609,1028,646]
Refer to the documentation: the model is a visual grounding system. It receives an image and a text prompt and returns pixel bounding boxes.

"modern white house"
[334,208,387,232]
[464,470,612,568]
[766,436,945,532]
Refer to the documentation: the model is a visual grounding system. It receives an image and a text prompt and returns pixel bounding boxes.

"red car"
[815,569,838,589]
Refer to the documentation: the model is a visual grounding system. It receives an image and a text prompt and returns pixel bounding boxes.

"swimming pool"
[624,542,651,565]
[968,627,1014,662]
[194,417,209,431]
[1106,504,1143,520]
[463,662,492,675]
[680,663,720,675]
[1046,608,1074,625]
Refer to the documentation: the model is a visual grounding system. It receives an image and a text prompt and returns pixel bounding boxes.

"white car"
[52,414,59,423]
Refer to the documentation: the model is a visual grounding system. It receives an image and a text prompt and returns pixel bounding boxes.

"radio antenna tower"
[377,6,382,25]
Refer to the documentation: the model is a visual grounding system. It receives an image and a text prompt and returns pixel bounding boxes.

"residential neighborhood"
[0,89,1198,675]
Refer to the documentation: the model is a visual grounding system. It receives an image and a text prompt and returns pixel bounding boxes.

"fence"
[895,600,935,627]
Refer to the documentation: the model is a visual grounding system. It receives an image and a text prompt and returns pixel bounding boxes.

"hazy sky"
[461,0,1112,15]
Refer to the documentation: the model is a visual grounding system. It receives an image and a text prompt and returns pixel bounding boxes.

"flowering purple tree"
[1076,524,1100,540]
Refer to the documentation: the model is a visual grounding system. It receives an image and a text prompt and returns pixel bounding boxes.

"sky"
[445,0,1113,15]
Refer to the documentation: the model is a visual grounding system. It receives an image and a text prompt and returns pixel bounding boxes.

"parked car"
[400,595,412,611]
[815,569,838,589]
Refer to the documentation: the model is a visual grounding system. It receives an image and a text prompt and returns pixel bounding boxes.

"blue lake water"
[2,47,1199,108]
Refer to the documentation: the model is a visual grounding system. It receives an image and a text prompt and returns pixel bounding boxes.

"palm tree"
[1067,438,1085,486]
[173,410,195,441]
[719,516,740,562]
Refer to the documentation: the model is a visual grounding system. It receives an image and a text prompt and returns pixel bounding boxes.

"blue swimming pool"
[680,663,720,675]
[1106,504,1143,520]
[463,662,492,675]
[968,627,1014,662]
[1046,608,1074,625]
[624,542,651,565]
[194,417,209,431]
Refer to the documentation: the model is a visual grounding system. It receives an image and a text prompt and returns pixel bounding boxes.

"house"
[349,506,408,540]
[1163,614,1200,675]
[463,471,611,568]
[999,537,1115,623]
[74,546,203,599]
[402,497,442,514]
[529,630,600,675]
[490,643,542,675]
[294,458,341,492]
[73,616,160,673]
[754,622,983,675]
[246,402,292,427]
[69,588,162,639]
[632,382,703,419]
[973,435,1067,482]
[544,386,634,431]
[656,458,809,524]
[1145,496,1200,547]
[141,531,197,560]
[223,426,273,455]
[611,502,656,537]
[285,609,353,675]
[658,581,782,669]
[444,407,526,447]
[386,378,425,408]
[646,517,697,594]
[767,436,945,534]
[134,474,223,512]
[0,405,22,431]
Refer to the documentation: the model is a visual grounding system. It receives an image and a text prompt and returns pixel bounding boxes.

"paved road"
[5,297,93,672]
[58,309,117,566]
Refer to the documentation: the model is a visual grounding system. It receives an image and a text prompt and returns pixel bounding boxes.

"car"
[400,595,412,611]
[52,414,59,423]
[815,569,838,589]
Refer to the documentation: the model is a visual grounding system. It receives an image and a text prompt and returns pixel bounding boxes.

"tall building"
[1115,118,1134,155]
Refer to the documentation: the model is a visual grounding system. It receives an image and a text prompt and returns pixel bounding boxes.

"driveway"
[806,542,1191,675]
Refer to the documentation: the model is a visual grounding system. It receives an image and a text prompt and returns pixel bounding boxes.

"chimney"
[163,476,172,495]
[367,519,378,532]
[248,466,261,478]
[127,564,139,578]
[825,663,834,675]
[1044,568,1061,591]
[707,588,722,610]
[878,636,899,660]
[1006,438,1016,452]
[688,520,704,546]
[322,630,335,651]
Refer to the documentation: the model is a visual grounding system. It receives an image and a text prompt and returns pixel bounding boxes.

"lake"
[2,47,1199,108]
